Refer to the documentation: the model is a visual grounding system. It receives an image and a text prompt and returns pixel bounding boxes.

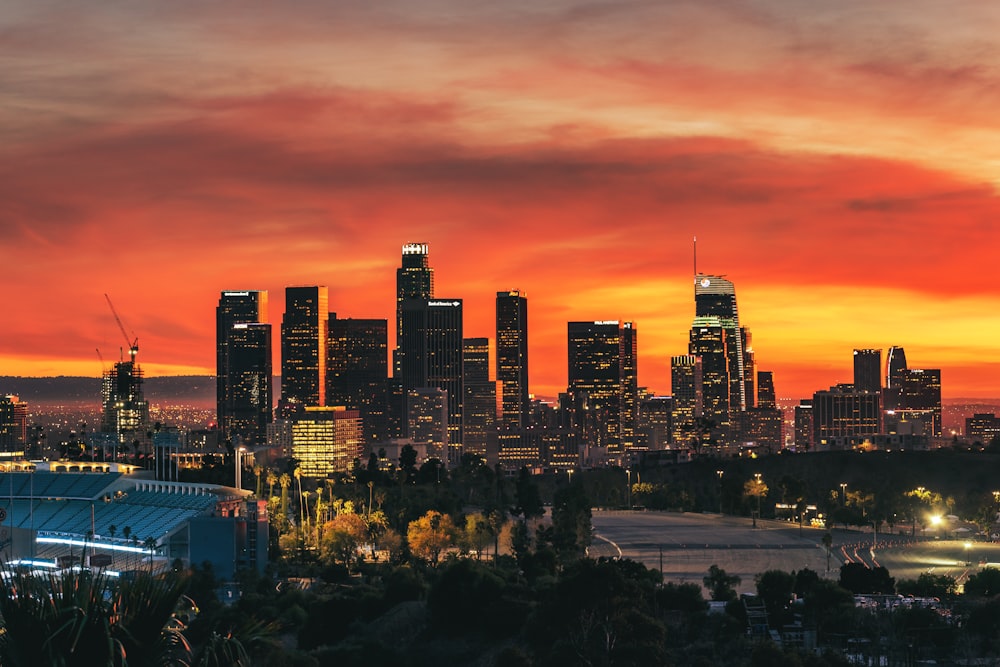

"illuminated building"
[223,323,272,446]
[0,395,27,455]
[567,320,637,458]
[671,355,702,446]
[694,275,753,414]
[327,317,389,444]
[216,290,268,441]
[101,360,149,448]
[967,413,1000,445]
[743,370,782,453]
[399,298,463,463]
[853,349,882,394]
[812,384,880,447]
[897,368,942,437]
[407,388,449,462]
[496,290,529,428]
[280,286,328,415]
[884,345,908,410]
[688,319,729,433]
[794,400,814,450]
[462,337,495,459]
[290,406,362,478]
[637,396,672,450]
[395,243,434,376]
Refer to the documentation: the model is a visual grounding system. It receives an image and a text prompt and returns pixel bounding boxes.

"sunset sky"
[4,1,1000,400]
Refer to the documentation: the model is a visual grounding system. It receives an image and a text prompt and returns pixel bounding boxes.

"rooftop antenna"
[693,236,698,292]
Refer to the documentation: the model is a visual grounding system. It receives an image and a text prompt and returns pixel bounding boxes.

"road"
[590,510,998,594]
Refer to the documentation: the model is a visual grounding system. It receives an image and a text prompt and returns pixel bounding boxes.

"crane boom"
[104,294,138,361]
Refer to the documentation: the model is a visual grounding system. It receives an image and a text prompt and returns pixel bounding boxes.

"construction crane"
[104,294,139,362]
[96,347,106,374]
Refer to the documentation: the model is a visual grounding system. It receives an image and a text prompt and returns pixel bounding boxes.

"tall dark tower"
[567,320,636,458]
[395,243,434,375]
[217,290,268,441]
[463,337,495,458]
[400,298,464,462]
[224,323,273,445]
[281,286,328,415]
[327,316,389,444]
[853,349,882,394]
[884,345,907,411]
[694,275,749,412]
[496,290,529,428]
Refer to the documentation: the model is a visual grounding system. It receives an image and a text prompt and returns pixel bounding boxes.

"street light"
[626,470,632,509]
[716,470,724,515]
[840,482,847,506]
[753,473,763,528]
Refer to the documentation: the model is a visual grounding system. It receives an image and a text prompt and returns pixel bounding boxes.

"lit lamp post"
[626,470,632,509]
[840,482,847,506]
[753,473,763,528]
[717,470,724,515]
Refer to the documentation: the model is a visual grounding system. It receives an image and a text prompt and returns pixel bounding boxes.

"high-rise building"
[281,286,328,414]
[0,395,27,455]
[670,355,703,446]
[216,290,268,439]
[100,360,149,448]
[395,243,434,375]
[899,368,942,437]
[462,337,495,459]
[695,275,751,412]
[224,323,273,446]
[290,406,363,478]
[637,396,672,450]
[794,400,814,451]
[967,414,1000,445]
[407,388,449,462]
[757,371,776,409]
[688,319,729,431]
[496,290,529,429]
[884,345,908,410]
[853,349,882,394]
[327,317,389,444]
[567,320,637,458]
[813,384,881,446]
[399,298,464,462]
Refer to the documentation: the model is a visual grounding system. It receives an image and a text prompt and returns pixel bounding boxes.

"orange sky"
[3,1,1000,399]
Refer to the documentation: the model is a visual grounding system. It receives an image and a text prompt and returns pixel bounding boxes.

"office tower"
[407,388,449,462]
[637,396,672,450]
[688,321,729,430]
[812,384,881,446]
[290,406,363,478]
[794,400,814,450]
[967,414,1000,445]
[670,355,703,446]
[100,359,149,447]
[281,286,328,414]
[496,290,529,428]
[395,243,434,375]
[884,345,907,410]
[216,290,268,440]
[567,320,637,457]
[0,395,28,454]
[399,298,464,462]
[900,368,942,437]
[327,317,389,444]
[224,323,273,446]
[694,275,751,413]
[463,337,496,458]
[757,371,776,409]
[853,349,882,394]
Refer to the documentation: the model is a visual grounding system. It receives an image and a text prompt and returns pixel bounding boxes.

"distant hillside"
[0,376,224,406]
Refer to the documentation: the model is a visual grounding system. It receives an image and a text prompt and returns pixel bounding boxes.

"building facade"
[327,317,389,444]
[281,286,328,415]
[496,290,529,429]
[216,290,268,442]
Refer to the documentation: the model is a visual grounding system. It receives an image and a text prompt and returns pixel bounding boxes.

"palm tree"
[0,568,193,667]
[279,473,291,519]
[143,536,157,572]
[266,468,278,498]
[253,464,264,497]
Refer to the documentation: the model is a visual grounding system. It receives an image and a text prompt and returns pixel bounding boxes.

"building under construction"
[100,360,149,450]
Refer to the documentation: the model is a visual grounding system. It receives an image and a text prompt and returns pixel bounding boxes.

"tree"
[703,564,740,602]
[512,467,544,520]
[755,569,796,627]
[460,512,492,559]
[744,476,769,527]
[965,567,1000,597]
[551,477,592,563]
[822,532,833,572]
[407,510,457,563]
[321,512,368,567]
[838,562,894,594]
[278,473,291,519]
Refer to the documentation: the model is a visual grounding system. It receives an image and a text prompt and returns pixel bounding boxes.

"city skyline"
[5,2,1000,399]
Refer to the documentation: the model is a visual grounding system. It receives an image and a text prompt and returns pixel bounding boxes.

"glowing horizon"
[4,1,1000,400]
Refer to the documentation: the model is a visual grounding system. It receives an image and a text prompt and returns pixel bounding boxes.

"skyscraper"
[670,355,703,446]
[216,290,269,442]
[462,337,495,458]
[224,323,273,446]
[496,290,529,429]
[101,359,149,448]
[281,286,328,415]
[884,345,908,410]
[327,316,389,444]
[567,320,637,457]
[0,395,27,455]
[395,243,434,375]
[399,298,464,462]
[853,349,882,394]
[290,406,363,478]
